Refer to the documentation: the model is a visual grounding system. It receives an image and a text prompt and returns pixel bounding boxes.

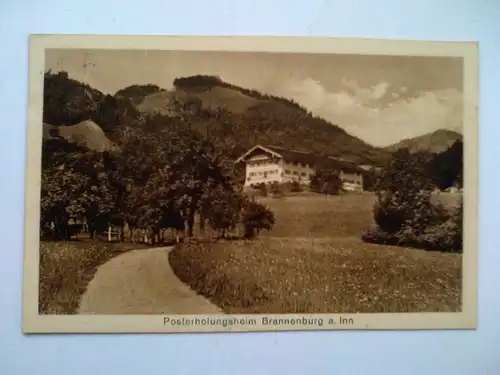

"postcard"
[23,35,478,333]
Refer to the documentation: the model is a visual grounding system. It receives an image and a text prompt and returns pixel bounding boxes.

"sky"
[45,49,463,147]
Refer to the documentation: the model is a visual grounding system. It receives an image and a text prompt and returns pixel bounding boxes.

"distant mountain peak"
[385,128,462,154]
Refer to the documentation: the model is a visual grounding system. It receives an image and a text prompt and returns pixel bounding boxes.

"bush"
[254,183,268,197]
[365,149,462,253]
[242,201,275,239]
[269,182,285,198]
[422,197,462,252]
[289,180,302,192]
[364,197,462,253]
[310,168,342,195]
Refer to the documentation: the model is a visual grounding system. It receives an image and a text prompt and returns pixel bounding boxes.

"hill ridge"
[42,71,391,166]
[384,128,462,154]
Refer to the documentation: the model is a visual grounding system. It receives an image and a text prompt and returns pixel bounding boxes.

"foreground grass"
[39,239,151,314]
[170,193,462,314]
[169,237,462,314]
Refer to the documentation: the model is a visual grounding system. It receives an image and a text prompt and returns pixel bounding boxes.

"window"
[285,169,291,174]
[293,171,298,175]
[300,172,306,177]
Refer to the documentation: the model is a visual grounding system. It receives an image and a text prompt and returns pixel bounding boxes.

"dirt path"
[78,246,222,314]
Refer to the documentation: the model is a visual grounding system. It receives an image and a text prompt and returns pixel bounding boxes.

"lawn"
[169,192,462,314]
[38,237,151,314]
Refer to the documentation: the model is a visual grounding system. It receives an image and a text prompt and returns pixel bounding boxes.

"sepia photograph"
[23,35,478,333]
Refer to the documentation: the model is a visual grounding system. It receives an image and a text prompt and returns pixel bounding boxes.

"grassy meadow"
[38,237,151,314]
[169,192,463,314]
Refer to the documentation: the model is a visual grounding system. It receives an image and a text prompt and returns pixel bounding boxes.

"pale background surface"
[0,1,498,374]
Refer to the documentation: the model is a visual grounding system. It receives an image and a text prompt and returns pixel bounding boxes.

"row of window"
[284,170,308,177]
[248,170,280,177]
[248,170,312,178]
[248,160,274,166]
[247,160,311,168]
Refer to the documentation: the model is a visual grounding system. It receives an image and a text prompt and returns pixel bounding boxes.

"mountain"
[42,72,391,166]
[384,129,463,154]
[134,74,391,166]
[43,120,117,152]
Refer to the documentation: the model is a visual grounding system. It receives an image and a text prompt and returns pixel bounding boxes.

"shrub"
[422,196,463,252]
[254,183,268,197]
[289,180,302,192]
[242,201,275,239]
[310,168,342,195]
[269,181,285,198]
[365,149,462,253]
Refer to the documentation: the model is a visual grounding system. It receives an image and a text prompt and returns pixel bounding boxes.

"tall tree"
[310,168,342,195]
[373,149,442,235]
[428,140,463,190]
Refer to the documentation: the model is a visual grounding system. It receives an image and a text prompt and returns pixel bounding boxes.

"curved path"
[78,246,222,314]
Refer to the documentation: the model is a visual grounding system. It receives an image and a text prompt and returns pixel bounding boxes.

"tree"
[43,70,103,126]
[254,183,268,197]
[310,168,342,195]
[289,180,302,193]
[242,201,275,239]
[372,149,443,236]
[427,140,463,190]
[269,181,285,198]
[91,94,142,136]
[163,136,235,238]
[40,149,117,240]
[200,186,244,238]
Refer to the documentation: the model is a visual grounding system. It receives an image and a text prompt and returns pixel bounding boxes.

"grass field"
[38,237,151,314]
[169,192,463,314]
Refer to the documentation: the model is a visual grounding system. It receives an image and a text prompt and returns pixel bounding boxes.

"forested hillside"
[42,71,391,165]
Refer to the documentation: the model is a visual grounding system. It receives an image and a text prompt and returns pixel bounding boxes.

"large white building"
[235,144,364,192]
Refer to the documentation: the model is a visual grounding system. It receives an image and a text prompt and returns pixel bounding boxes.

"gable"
[235,145,283,163]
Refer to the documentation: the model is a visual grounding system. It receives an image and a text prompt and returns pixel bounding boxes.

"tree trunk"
[199,215,205,232]
[244,224,255,239]
[186,208,196,238]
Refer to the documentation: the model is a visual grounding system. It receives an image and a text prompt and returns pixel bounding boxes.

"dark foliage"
[43,71,104,125]
[91,94,143,137]
[363,149,462,253]
[309,168,342,195]
[43,71,142,141]
[242,201,275,239]
[114,84,166,105]
[427,140,463,190]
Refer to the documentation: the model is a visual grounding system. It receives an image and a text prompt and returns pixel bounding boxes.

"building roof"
[235,144,364,174]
